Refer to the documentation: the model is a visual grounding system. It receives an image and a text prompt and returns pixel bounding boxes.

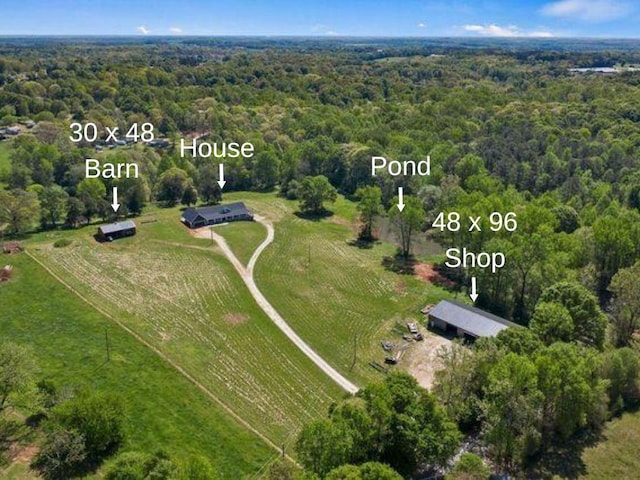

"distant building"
[97,220,137,241]
[181,202,254,228]
[428,299,517,341]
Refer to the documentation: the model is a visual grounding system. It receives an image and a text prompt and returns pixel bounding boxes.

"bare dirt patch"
[224,313,249,325]
[414,262,455,288]
[8,444,38,464]
[401,330,451,390]
[330,215,359,234]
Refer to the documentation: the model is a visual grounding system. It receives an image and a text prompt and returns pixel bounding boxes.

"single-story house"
[97,220,137,241]
[428,299,517,341]
[181,202,254,228]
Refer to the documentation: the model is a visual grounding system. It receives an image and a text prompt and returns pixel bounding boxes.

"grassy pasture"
[214,219,267,266]
[225,192,452,385]
[29,208,343,446]
[0,253,273,479]
[581,412,640,479]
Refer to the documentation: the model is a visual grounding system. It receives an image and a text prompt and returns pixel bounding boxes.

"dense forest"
[2,38,640,478]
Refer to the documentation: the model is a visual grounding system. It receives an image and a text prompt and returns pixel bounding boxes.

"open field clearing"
[29,216,343,446]
[208,219,267,266]
[582,412,640,479]
[224,192,453,384]
[0,253,273,479]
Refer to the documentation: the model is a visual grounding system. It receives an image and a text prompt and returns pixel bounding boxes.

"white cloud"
[462,24,519,37]
[461,23,557,38]
[169,26,183,34]
[137,25,151,35]
[529,30,554,37]
[312,24,339,36]
[417,22,427,28]
[541,0,634,22]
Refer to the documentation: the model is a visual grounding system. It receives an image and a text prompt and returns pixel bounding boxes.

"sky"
[0,0,639,38]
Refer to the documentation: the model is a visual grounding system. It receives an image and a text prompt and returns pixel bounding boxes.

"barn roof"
[429,299,518,338]
[99,220,136,235]
[182,202,251,223]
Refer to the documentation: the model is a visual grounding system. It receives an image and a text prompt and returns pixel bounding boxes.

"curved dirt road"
[205,216,359,394]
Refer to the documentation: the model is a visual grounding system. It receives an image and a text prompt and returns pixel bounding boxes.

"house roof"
[182,202,251,224]
[99,220,136,235]
[429,299,518,337]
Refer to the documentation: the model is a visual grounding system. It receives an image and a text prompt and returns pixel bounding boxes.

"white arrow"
[397,186,405,212]
[217,163,226,189]
[470,276,478,302]
[111,186,120,212]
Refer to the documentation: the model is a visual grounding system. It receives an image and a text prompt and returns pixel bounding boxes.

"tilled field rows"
[34,241,341,443]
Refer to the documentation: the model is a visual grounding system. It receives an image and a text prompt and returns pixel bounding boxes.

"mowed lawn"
[582,412,640,479]
[0,253,273,479]
[227,192,452,385]
[214,220,267,266]
[28,209,343,446]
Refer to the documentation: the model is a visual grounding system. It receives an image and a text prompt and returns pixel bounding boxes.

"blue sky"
[0,0,639,37]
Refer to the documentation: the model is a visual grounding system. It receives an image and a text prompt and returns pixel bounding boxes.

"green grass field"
[28,207,343,446]
[215,220,267,266]
[0,141,10,178]
[226,192,452,385]
[582,412,640,479]
[0,253,274,479]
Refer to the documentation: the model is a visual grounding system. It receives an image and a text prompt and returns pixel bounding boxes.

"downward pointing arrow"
[111,186,120,212]
[470,276,478,302]
[217,163,226,189]
[397,186,405,212]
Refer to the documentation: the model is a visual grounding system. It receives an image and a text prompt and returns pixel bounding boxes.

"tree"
[176,456,218,480]
[65,197,85,228]
[592,215,636,295]
[538,282,607,349]
[0,189,40,235]
[196,164,222,204]
[360,373,460,475]
[156,167,190,206]
[446,453,490,480]
[530,302,574,345]
[296,175,338,214]
[0,342,38,415]
[295,419,352,477]
[181,183,198,206]
[326,462,402,480]
[103,450,178,480]
[31,429,87,480]
[355,185,383,241]
[600,348,640,413]
[534,343,606,441]
[51,390,125,459]
[482,353,542,471]
[76,178,106,221]
[120,177,148,216]
[40,185,69,228]
[388,195,425,258]
[433,341,478,426]
[494,327,543,356]
[252,150,280,191]
[265,459,303,480]
[609,261,640,347]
